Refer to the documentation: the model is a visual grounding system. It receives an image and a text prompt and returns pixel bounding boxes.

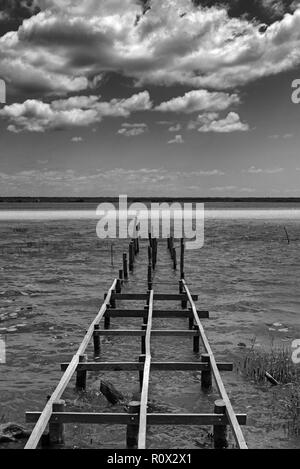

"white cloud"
[1,0,300,96]
[155,90,239,114]
[167,134,184,144]
[71,136,83,142]
[0,91,152,132]
[117,122,148,137]
[197,112,249,133]
[169,123,181,132]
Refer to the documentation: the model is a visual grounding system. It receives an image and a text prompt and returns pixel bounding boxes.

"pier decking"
[25,235,247,449]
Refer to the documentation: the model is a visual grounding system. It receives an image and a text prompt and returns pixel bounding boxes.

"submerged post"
[193,325,200,353]
[123,253,128,279]
[93,324,101,357]
[49,400,65,445]
[213,400,228,449]
[126,401,140,449]
[139,354,146,390]
[201,353,212,390]
[76,354,87,391]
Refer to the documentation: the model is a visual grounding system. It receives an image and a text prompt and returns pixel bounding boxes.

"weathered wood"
[139,355,146,389]
[116,278,122,294]
[180,238,185,279]
[93,329,202,337]
[138,290,153,449]
[105,309,209,319]
[111,293,198,301]
[201,354,212,390]
[193,325,200,353]
[93,324,101,357]
[100,380,124,405]
[110,289,116,309]
[49,400,65,445]
[76,355,87,391]
[24,279,117,449]
[182,280,247,449]
[213,400,228,449]
[27,412,247,426]
[123,253,128,279]
[126,401,140,449]
[141,324,147,354]
[61,361,233,372]
[129,242,134,272]
[172,247,177,270]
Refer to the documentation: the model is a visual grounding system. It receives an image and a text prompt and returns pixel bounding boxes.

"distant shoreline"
[0,197,300,203]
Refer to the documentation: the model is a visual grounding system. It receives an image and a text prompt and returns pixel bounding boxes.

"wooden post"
[152,239,156,269]
[139,354,146,390]
[172,247,177,270]
[123,253,128,279]
[193,325,200,353]
[110,289,116,309]
[119,269,123,282]
[104,308,111,329]
[141,324,147,354]
[129,242,134,272]
[116,278,122,294]
[49,400,65,445]
[213,400,228,449]
[148,232,152,247]
[147,264,152,287]
[188,314,194,330]
[180,238,185,279]
[93,324,101,357]
[126,401,140,449]
[76,354,87,391]
[201,353,212,390]
[148,246,152,264]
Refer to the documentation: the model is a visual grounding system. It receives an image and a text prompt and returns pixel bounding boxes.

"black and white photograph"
[0,0,300,454]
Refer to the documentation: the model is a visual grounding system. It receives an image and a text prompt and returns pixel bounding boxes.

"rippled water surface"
[0,202,299,449]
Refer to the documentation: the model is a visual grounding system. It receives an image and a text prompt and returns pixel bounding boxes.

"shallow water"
[0,204,299,449]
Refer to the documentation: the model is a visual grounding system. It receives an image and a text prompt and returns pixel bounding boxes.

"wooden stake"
[110,289,116,309]
[123,253,128,279]
[49,400,65,445]
[141,324,147,354]
[213,400,228,449]
[139,355,146,389]
[116,279,122,294]
[180,238,185,279]
[126,401,140,449]
[76,355,87,391]
[193,325,200,353]
[201,354,212,390]
[173,247,177,270]
[93,324,101,357]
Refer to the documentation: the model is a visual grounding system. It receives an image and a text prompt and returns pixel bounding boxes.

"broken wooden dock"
[25,235,248,449]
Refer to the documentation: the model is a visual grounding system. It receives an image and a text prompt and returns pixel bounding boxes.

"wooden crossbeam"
[111,293,198,301]
[94,329,201,337]
[60,361,233,372]
[104,309,209,319]
[26,411,247,426]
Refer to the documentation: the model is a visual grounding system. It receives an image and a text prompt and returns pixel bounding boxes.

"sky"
[0,0,300,197]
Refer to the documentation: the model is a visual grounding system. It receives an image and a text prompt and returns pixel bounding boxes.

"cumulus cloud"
[168,134,184,144]
[0,0,40,37]
[155,90,239,114]
[197,112,249,133]
[1,0,300,96]
[117,122,148,137]
[0,91,152,132]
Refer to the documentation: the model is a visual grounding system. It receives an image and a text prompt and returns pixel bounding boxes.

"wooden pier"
[24,235,247,450]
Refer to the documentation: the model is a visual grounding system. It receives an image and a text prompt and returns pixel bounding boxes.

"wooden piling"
[49,400,65,445]
[201,354,212,390]
[123,253,128,279]
[129,242,134,272]
[193,325,200,353]
[119,269,123,282]
[93,324,101,357]
[172,247,177,270]
[110,289,116,309]
[180,238,185,279]
[141,324,147,354]
[148,246,152,264]
[116,278,122,294]
[104,309,111,329]
[139,355,146,389]
[76,355,88,391]
[147,264,152,287]
[126,401,140,449]
[213,400,228,449]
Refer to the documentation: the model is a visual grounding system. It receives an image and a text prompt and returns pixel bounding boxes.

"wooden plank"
[60,362,233,372]
[182,280,248,449]
[112,293,198,301]
[105,309,209,319]
[138,290,153,449]
[26,411,247,426]
[24,279,117,449]
[94,329,200,337]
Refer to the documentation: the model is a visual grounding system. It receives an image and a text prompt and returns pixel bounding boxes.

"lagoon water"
[0,202,299,448]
